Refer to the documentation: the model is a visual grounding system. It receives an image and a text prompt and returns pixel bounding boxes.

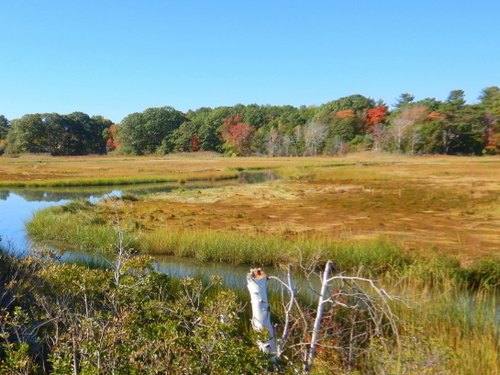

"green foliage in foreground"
[2,249,497,374]
[0,251,274,374]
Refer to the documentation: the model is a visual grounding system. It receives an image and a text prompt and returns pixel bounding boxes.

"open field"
[5,153,500,262]
[133,165,499,261]
[0,152,337,186]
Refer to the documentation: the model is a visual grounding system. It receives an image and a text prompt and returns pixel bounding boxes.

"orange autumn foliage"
[428,111,447,121]
[106,124,122,151]
[366,106,388,125]
[335,109,355,119]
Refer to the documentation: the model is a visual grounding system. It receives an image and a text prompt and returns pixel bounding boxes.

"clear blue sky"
[1,0,499,123]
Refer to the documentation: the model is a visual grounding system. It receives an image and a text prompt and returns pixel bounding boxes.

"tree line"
[0,113,111,156]
[1,87,499,156]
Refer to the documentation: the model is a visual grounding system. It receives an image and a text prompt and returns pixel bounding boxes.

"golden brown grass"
[0,153,334,184]
[94,157,500,263]
[7,152,499,262]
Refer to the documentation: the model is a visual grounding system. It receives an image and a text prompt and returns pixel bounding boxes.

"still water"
[0,173,281,289]
[0,173,275,253]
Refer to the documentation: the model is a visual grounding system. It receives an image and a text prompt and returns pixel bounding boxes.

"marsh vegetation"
[1,154,499,374]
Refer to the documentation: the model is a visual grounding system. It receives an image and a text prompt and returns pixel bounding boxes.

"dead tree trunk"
[247,262,401,372]
[246,268,277,357]
[304,260,332,372]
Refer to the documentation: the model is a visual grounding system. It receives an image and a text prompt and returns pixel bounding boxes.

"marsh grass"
[274,163,397,181]
[27,205,141,255]
[27,204,500,291]
[387,277,499,375]
[141,230,411,274]
[0,171,239,188]
[143,229,292,264]
[29,205,411,273]
[17,154,500,374]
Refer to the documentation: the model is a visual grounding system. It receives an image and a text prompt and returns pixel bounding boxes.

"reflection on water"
[0,172,277,253]
[154,255,252,289]
[154,255,321,302]
[0,172,277,203]
[0,170,320,299]
[61,251,318,300]
[0,193,72,252]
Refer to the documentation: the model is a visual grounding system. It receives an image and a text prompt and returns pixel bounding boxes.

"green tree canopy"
[394,93,415,109]
[315,94,376,121]
[328,116,364,142]
[0,115,9,139]
[5,112,111,155]
[441,89,466,115]
[413,98,441,111]
[6,114,48,154]
[118,106,187,155]
[479,86,500,115]
[166,121,201,153]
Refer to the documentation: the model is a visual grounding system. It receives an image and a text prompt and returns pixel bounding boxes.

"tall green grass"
[27,203,141,255]
[145,230,410,272]
[28,205,411,273]
[28,202,499,288]
[387,277,498,375]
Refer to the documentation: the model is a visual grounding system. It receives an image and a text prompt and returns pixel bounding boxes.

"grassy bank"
[28,201,499,287]
[0,170,239,188]
[27,202,411,271]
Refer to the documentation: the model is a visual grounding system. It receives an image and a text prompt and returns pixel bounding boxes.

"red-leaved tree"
[366,106,388,151]
[222,115,255,154]
[105,124,122,152]
[191,133,201,152]
[366,106,388,125]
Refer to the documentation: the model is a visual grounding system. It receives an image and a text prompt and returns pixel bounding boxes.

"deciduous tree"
[366,106,388,125]
[390,106,428,153]
[222,115,255,155]
[303,121,328,155]
[119,106,187,155]
[479,87,500,154]
[104,124,122,152]
[315,95,376,121]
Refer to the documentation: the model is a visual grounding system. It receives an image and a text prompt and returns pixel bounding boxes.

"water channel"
[0,173,282,290]
[0,172,497,326]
